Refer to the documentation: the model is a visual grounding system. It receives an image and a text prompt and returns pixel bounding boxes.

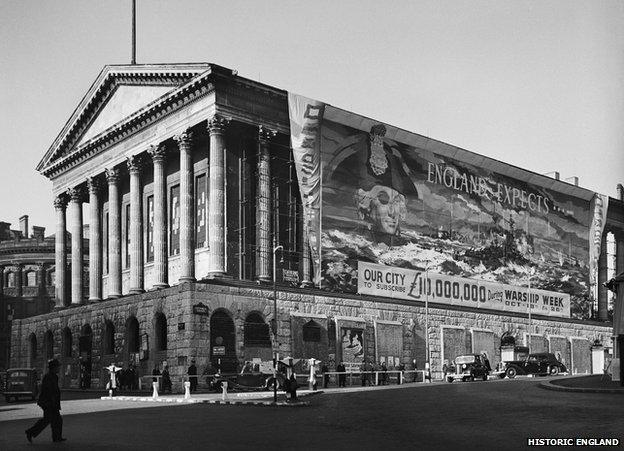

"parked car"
[4,368,39,402]
[500,353,567,378]
[446,354,489,382]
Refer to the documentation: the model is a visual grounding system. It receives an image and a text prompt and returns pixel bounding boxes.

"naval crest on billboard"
[316,108,592,319]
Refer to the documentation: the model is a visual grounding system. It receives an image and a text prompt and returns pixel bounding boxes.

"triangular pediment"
[76,84,175,146]
[37,63,212,175]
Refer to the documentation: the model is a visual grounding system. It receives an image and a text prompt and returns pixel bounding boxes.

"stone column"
[106,168,122,298]
[616,232,624,276]
[256,126,276,282]
[301,237,312,286]
[68,186,84,305]
[87,178,102,301]
[207,115,229,277]
[175,130,195,282]
[598,234,608,321]
[148,145,169,288]
[0,266,3,296]
[15,264,23,298]
[54,194,68,308]
[127,155,145,293]
[37,262,46,298]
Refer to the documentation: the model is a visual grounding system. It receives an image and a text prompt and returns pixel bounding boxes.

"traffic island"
[539,375,624,394]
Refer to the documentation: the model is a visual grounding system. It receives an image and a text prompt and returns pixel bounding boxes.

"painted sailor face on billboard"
[356,185,407,235]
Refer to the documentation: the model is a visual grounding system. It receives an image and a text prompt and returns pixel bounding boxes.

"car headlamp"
[462,364,467,369]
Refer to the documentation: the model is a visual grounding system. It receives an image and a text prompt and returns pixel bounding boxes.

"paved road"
[0,378,621,450]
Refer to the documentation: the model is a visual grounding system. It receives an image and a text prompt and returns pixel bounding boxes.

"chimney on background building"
[32,226,45,242]
[543,171,560,180]
[564,176,579,186]
[19,215,29,238]
[617,183,624,202]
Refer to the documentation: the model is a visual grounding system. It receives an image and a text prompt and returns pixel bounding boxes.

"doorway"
[210,310,237,373]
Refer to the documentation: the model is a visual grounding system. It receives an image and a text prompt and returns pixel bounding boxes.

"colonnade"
[52,116,280,307]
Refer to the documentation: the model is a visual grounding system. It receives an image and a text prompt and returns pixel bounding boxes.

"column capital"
[258,125,277,144]
[87,177,101,194]
[207,115,230,134]
[148,144,167,163]
[174,129,194,150]
[67,187,84,203]
[126,154,144,174]
[105,167,121,185]
[53,194,68,211]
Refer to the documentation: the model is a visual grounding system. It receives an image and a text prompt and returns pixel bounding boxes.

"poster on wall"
[289,94,595,319]
[340,328,364,370]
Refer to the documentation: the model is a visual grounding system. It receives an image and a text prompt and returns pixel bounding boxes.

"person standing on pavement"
[321,363,329,388]
[337,362,346,387]
[161,361,172,393]
[188,360,198,392]
[25,359,66,443]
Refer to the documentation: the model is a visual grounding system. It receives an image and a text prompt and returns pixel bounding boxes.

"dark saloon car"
[500,352,567,378]
[4,368,39,402]
[446,354,489,382]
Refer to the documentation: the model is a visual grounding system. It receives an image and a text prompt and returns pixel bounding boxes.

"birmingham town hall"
[7,63,623,387]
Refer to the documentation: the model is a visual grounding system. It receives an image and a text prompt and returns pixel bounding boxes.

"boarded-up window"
[196,174,207,248]
[146,195,154,262]
[244,313,271,347]
[303,320,322,342]
[170,185,180,256]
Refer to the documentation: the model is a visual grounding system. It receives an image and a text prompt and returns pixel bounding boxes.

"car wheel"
[447,377,453,383]
[549,366,559,376]
[506,367,517,379]
[467,375,474,382]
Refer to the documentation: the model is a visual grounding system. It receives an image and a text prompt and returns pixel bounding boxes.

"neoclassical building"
[11,63,622,388]
[0,216,88,370]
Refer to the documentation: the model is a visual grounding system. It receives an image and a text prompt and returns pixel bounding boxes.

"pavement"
[540,374,624,394]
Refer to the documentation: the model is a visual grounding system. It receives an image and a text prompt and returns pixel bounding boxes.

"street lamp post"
[425,262,430,381]
[272,245,283,403]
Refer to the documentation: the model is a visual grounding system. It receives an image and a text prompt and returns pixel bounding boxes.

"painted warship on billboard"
[289,95,594,319]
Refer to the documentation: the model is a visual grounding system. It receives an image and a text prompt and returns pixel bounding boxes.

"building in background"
[10,63,623,388]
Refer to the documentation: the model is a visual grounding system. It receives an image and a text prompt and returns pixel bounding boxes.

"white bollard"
[108,389,113,398]
[184,381,191,400]
[152,382,159,398]
[221,381,228,401]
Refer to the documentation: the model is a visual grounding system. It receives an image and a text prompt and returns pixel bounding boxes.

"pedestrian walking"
[25,359,66,443]
[162,361,172,393]
[337,362,346,387]
[188,359,198,392]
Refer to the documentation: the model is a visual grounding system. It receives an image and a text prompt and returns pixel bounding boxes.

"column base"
[300,281,313,288]
[256,276,271,283]
[205,271,226,279]
[179,277,196,283]
[108,294,122,300]
[88,297,102,303]
[152,283,170,289]
[129,288,145,295]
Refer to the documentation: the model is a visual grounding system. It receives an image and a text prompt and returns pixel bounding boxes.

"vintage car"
[446,354,489,382]
[4,368,39,402]
[500,352,567,378]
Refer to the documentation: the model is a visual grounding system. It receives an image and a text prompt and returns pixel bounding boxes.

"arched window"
[154,313,167,351]
[244,312,271,347]
[62,327,72,358]
[103,321,115,355]
[26,271,37,286]
[44,330,54,360]
[126,316,140,353]
[29,333,37,367]
[6,272,15,288]
[303,320,322,342]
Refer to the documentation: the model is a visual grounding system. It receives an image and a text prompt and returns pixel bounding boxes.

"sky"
[1,0,623,234]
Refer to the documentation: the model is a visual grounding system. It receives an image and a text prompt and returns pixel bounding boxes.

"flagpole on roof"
[131,0,136,64]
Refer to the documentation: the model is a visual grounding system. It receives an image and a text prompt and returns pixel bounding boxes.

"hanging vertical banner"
[288,93,325,284]
[588,193,609,302]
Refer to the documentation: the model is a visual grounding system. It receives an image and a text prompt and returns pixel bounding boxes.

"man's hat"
[48,358,60,368]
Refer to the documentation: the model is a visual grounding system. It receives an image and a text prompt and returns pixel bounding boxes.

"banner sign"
[317,105,593,318]
[288,93,325,284]
[358,261,570,317]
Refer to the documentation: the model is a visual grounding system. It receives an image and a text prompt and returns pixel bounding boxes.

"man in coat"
[25,358,66,443]
[187,360,198,392]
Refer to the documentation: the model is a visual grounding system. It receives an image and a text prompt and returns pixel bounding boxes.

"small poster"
[341,328,364,366]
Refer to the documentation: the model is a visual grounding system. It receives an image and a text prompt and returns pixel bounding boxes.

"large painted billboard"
[289,95,594,319]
